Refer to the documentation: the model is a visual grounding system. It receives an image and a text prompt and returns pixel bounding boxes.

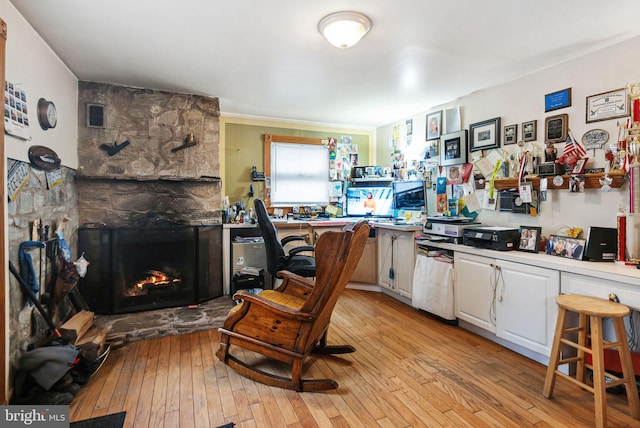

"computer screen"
[393,180,425,210]
[345,186,394,217]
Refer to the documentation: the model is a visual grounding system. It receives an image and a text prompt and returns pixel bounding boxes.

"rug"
[70,411,126,428]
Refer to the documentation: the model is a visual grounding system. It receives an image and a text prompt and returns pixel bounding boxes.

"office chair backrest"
[254,199,285,277]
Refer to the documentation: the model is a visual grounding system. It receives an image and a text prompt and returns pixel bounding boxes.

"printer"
[462,226,520,251]
[423,216,480,242]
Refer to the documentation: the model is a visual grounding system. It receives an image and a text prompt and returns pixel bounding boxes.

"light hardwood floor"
[69,289,640,427]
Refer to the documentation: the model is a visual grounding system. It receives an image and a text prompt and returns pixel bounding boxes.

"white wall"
[1,0,78,168]
[377,36,640,236]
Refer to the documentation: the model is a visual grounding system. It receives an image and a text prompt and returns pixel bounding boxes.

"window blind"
[270,142,329,206]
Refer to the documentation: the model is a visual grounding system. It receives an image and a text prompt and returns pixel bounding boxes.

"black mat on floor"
[70,411,126,428]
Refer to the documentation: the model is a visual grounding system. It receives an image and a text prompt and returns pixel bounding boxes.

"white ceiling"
[9,0,640,128]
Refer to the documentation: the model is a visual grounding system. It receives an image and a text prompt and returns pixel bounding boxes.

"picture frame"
[469,117,501,152]
[545,87,572,112]
[545,235,586,260]
[518,226,541,253]
[426,110,442,140]
[572,157,588,174]
[439,130,468,166]
[504,124,517,145]
[544,113,568,144]
[586,88,630,123]
[522,120,537,142]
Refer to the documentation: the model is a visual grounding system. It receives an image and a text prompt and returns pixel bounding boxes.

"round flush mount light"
[318,11,371,49]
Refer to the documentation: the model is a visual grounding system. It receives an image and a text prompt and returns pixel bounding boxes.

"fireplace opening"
[78,225,222,314]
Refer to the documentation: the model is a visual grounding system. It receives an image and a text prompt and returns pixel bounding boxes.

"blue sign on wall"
[545,88,571,112]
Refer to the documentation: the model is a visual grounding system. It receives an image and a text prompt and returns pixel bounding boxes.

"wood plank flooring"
[69,289,640,427]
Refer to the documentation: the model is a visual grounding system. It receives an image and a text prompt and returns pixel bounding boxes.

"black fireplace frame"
[78,225,222,314]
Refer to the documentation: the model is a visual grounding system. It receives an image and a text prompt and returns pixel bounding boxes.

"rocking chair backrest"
[301,221,370,353]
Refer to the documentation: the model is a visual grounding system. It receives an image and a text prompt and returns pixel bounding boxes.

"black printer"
[463,226,520,251]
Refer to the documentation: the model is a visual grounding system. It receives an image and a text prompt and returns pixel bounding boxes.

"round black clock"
[37,98,57,130]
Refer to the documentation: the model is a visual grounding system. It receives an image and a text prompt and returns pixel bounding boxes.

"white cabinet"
[454,253,495,332]
[497,260,559,356]
[561,272,640,309]
[454,252,559,357]
[377,228,416,298]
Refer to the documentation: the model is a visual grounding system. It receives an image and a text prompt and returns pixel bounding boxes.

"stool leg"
[576,312,588,384]
[544,307,567,398]
[612,317,640,419]
[590,315,607,428]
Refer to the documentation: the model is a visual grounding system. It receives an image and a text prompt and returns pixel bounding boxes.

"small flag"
[562,130,586,158]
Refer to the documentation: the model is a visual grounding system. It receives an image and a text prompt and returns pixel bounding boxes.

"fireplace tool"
[9,261,62,339]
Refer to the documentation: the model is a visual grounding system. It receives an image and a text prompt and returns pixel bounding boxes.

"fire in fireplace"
[78,225,222,314]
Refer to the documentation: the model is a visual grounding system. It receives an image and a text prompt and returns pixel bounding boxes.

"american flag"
[561,130,587,158]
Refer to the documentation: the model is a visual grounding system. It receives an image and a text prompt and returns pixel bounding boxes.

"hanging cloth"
[18,240,46,304]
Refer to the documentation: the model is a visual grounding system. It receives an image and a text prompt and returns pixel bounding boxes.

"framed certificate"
[586,88,629,123]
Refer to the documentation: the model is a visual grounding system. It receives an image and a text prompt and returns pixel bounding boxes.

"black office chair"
[254,199,316,282]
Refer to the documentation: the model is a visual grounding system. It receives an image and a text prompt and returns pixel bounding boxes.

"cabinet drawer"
[562,272,640,309]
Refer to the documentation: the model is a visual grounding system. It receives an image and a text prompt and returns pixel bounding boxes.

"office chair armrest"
[281,234,309,246]
[287,245,315,256]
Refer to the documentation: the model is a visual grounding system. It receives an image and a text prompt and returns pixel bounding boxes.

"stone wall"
[77,82,222,227]
[7,162,78,383]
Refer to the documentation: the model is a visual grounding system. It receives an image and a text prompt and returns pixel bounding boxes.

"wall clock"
[37,98,57,130]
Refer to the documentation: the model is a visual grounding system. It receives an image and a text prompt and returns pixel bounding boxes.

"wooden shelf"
[493,171,626,191]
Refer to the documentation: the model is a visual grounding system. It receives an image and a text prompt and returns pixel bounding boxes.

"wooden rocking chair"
[216,220,370,392]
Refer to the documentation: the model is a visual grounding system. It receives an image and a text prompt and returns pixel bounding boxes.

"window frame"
[263,134,326,208]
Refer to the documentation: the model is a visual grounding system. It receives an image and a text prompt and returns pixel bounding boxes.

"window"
[264,135,329,206]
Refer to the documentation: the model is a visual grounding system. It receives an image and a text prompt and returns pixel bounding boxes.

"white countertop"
[417,239,640,286]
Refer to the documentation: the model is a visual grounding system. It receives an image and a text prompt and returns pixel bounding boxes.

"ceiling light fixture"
[318,11,371,49]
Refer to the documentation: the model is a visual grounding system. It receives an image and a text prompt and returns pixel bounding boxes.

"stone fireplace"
[76,82,223,312]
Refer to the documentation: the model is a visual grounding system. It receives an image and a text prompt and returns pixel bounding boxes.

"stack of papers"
[239,266,263,276]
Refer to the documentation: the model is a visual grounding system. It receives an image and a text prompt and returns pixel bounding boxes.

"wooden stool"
[543,294,640,427]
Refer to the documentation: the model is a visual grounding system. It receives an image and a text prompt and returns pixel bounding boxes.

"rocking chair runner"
[216,220,370,392]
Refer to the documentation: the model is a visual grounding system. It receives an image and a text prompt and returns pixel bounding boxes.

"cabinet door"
[454,252,495,333]
[377,229,393,290]
[395,231,416,298]
[497,260,559,357]
[350,237,377,284]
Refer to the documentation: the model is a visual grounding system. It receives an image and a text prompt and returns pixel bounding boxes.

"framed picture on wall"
[469,117,501,151]
[439,130,468,166]
[504,124,517,145]
[522,120,537,142]
[586,88,629,123]
[545,87,572,112]
[545,113,568,144]
[426,110,442,140]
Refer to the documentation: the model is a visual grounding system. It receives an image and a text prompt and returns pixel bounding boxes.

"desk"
[222,219,424,295]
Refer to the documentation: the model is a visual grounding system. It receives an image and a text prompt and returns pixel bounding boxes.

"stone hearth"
[95,295,234,347]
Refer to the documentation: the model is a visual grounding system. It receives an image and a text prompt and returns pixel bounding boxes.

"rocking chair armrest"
[276,270,314,297]
[280,234,309,246]
[287,245,315,256]
[232,290,317,321]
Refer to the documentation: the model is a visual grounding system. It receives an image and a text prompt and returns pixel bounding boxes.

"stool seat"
[543,294,640,428]
[556,294,630,318]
